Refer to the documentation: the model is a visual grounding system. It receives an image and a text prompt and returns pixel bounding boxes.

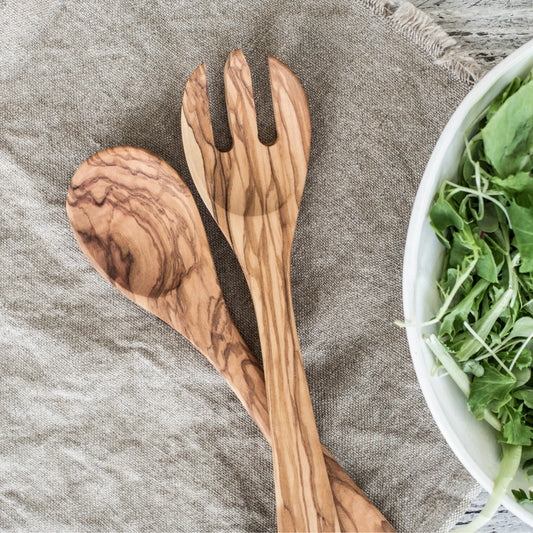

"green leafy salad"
[420,70,533,531]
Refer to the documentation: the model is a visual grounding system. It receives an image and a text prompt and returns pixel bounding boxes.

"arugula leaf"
[499,348,532,372]
[508,317,533,339]
[490,172,533,202]
[515,367,531,388]
[514,389,533,410]
[475,236,499,283]
[482,81,533,177]
[486,77,523,122]
[463,360,484,377]
[429,196,464,242]
[477,203,500,233]
[430,254,479,327]
[462,134,485,184]
[509,201,533,273]
[439,278,489,337]
[512,348,532,371]
[511,488,533,505]
[501,404,533,446]
[454,288,514,361]
[468,365,516,419]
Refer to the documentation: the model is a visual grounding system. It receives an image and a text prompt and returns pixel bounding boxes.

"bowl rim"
[402,37,533,526]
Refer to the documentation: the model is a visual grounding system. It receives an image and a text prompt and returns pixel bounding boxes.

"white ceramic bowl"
[402,38,533,526]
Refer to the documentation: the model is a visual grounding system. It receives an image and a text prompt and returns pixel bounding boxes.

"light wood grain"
[182,50,341,532]
[66,146,395,533]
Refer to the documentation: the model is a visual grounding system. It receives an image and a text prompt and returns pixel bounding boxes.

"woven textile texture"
[1,1,480,531]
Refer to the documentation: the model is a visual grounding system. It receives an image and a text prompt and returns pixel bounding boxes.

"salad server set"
[67,50,394,532]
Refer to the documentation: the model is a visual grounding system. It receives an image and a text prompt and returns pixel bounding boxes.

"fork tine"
[181,62,218,160]
[181,62,223,215]
[224,50,259,147]
[268,56,311,159]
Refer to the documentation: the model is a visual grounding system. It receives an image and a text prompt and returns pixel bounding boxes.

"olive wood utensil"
[66,146,395,533]
[181,50,336,532]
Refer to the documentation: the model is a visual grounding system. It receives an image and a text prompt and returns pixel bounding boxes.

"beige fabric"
[0,1,480,531]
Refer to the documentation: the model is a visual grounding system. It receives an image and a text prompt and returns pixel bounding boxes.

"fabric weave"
[0,1,479,531]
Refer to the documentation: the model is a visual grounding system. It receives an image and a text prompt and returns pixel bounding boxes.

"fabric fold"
[0,1,481,531]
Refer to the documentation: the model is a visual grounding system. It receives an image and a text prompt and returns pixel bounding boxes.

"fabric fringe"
[362,0,483,84]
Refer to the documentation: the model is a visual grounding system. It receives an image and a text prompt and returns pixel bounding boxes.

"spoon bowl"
[68,149,201,299]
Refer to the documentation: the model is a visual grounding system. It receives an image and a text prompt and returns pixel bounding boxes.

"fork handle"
[239,231,340,532]
[198,313,395,533]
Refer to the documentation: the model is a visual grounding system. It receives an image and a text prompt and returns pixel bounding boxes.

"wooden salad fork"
[66,146,394,533]
[181,50,338,532]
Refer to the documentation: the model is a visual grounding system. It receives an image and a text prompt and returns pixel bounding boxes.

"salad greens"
[418,70,533,530]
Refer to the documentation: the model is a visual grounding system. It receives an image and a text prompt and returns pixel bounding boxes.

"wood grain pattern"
[411,0,533,71]
[66,146,395,533]
[181,50,339,532]
[66,147,271,439]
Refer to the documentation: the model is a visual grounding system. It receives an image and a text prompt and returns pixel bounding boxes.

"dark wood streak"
[182,50,395,533]
[68,146,394,533]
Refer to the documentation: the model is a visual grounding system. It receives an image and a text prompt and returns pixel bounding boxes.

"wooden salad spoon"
[182,50,336,531]
[66,146,395,533]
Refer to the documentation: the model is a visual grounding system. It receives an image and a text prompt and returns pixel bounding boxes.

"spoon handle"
[199,304,395,533]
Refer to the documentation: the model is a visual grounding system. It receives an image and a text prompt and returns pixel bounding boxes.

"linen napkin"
[0,1,483,531]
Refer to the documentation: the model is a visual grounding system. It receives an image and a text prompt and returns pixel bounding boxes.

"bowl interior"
[403,39,533,526]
